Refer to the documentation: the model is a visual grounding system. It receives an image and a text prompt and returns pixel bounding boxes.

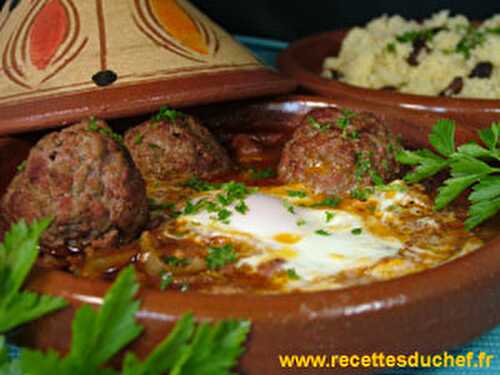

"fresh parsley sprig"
[11,265,250,375]
[397,120,500,229]
[0,220,251,374]
[0,219,67,333]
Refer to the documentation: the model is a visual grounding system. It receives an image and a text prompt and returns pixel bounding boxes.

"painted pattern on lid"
[0,0,262,105]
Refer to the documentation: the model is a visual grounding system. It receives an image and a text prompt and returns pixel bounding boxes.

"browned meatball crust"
[1,119,148,254]
[278,108,400,195]
[124,113,232,181]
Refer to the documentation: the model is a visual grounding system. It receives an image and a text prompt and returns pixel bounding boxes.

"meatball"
[1,118,148,254]
[278,108,400,195]
[124,111,232,181]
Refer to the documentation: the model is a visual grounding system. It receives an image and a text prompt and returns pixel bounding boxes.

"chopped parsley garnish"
[455,26,485,59]
[315,229,331,236]
[397,119,500,229]
[354,152,372,182]
[152,106,183,122]
[371,171,384,186]
[392,25,498,60]
[395,27,445,44]
[16,160,26,172]
[307,116,331,132]
[134,133,144,145]
[235,200,249,214]
[311,196,341,208]
[181,179,255,224]
[159,271,173,290]
[283,201,296,214]
[183,176,221,191]
[350,187,374,201]
[351,228,363,235]
[286,268,301,280]
[148,143,161,150]
[386,42,396,53]
[287,190,307,198]
[183,198,208,215]
[325,211,335,223]
[349,130,360,140]
[88,116,98,128]
[336,108,358,138]
[216,208,232,223]
[86,118,124,144]
[296,218,307,226]
[163,256,190,267]
[206,244,237,270]
[354,151,384,185]
[376,181,408,193]
[248,167,276,180]
[148,198,176,211]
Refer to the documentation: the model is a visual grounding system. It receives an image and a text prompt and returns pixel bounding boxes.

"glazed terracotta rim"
[26,95,500,321]
[278,30,500,115]
[0,67,296,137]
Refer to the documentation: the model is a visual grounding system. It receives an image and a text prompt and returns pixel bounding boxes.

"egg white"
[163,182,482,292]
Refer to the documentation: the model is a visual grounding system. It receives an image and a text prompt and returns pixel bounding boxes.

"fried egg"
[162,181,482,292]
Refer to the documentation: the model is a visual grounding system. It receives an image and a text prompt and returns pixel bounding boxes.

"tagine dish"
[2,102,499,295]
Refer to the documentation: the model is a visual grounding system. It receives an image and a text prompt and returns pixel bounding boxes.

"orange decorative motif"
[132,0,219,62]
[29,0,69,70]
[150,0,208,55]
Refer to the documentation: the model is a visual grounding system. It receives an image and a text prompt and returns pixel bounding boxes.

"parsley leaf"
[286,269,301,280]
[152,107,183,122]
[86,120,124,145]
[434,174,479,210]
[168,318,251,375]
[248,168,276,180]
[399,120,500,229]
[429,119,456,157]
[287,190,307,198]
[64,265,143,370]
[16,161,26,172]
[0,222,251,374]
[396,149,448,183]
[455,26,485,59]
[307,116,331,132]
[206,244,237,270]
[164,256,190,267]
[478,122,500,151]
[121,314,196,375]
[0,219,67,333]
[311,196,341,208]
[456,142,492,159]
[466,175,500,229]
[134,133,144,145]
[183,177,221,192]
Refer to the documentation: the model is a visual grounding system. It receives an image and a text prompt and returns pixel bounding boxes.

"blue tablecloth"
[238,34,500,374]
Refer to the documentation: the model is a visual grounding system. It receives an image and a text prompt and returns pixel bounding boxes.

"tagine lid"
[0,0,295,135]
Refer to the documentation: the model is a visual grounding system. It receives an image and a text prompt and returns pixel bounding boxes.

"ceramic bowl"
[277,30,500,129]
[2,96,499,375]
